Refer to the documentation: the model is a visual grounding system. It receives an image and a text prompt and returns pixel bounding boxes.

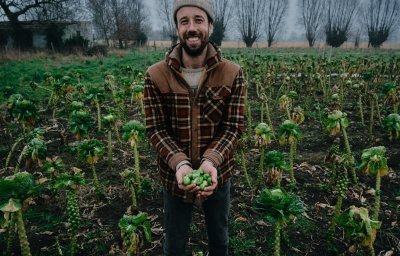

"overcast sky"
[144,0,302,41]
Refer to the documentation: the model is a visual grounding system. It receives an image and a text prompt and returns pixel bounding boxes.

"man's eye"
[195,19,203,23]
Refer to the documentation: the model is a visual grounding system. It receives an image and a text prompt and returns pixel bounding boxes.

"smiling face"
[175,6,213,57]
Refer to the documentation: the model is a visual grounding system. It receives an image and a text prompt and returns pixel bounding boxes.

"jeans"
[163,179,231,256]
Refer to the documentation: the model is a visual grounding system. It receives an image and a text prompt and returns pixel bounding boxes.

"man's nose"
[187,20,197,31]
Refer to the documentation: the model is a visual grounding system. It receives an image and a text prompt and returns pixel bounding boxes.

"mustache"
[185,31,202,38]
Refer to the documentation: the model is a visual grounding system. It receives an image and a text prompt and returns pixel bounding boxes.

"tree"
[210,0,233,46]
[363,0,400,48]
[86,0,114,46]
[109,0,148,48]
[324,0,359,48]
[158,0,177,45]
[300,0,324,47]
[235,0,266,48]
[264,0,288,47]
[0,0,78,49]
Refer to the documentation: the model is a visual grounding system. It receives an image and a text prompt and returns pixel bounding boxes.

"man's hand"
[197,160,218,197]
[176,164,199,193]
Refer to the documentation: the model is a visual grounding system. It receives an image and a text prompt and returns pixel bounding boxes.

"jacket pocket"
[202,86,231,123]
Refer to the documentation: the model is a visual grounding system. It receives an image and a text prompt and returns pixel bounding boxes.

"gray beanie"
[173,0,214,22]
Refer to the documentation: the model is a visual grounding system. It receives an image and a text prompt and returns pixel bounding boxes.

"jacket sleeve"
[143,72,190,171]
[202,68,246,167]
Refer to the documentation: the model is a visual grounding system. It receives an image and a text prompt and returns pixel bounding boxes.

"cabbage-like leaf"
[0,172,35,204]
[264,150,288,171]
[254,188,305,223]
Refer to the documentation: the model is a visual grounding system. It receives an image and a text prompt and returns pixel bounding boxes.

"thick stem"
[374,95,383,127]
[91,163,102,193]
[369,98,375,141]
[70,236,77,256]
[260,102,264,123]
[107,130,112,169]
[340,79,344,108]
[328,195,343,236]
[368,243,376,256]
[16,210,32,256]
[5,212,17,256]
[114,123,122,144]
[286,107,291,120]
[289,143,296,186]
[240,149,252,188]
[265,102,276,140]
[96,102,101,132]
[133,144,142,193]
[130,184,137,209]
[274,221,281,256]
[5,136,24,168]
[373,173,381,221]
[67,190,80,256]
[358,95,365,126]
[14,146,28,173]
[342,128,358,183]
[47,91,54,107]
[342,128,351,156]
[258,146,265,189]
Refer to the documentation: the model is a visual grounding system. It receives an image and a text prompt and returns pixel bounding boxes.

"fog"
[145,0,302,41]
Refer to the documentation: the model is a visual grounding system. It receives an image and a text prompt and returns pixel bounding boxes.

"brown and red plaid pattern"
[144,43,246,199]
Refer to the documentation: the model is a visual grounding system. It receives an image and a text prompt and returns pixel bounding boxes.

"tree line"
[1,0,399,50]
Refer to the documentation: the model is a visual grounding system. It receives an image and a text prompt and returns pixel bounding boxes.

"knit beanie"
[173,0,214,22]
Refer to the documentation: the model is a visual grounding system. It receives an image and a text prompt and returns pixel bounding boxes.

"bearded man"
[143,0,246,255]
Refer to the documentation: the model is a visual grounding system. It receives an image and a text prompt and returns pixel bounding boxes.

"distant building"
[0,21,94,49]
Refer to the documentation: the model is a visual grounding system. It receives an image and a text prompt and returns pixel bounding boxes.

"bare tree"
[109,0,148,48]
[363,0,400,48]
[235,0,266,48]
[158,0,177,45]
[210,0,233,46]
[324,0,359,48]
[264,0,288,47]
[126,0,148,46]
[0,0,78,49]
[87,0,114,46]
[300,0,324,47]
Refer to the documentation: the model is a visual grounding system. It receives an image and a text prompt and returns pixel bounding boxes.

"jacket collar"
[166,41,222,72]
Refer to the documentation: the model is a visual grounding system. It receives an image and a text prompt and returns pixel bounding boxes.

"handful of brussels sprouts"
[183,169,212,190]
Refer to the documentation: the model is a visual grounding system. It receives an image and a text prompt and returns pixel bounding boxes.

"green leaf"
[0,198,21,213]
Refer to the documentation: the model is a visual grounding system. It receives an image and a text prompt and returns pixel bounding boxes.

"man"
[143,0,245,255]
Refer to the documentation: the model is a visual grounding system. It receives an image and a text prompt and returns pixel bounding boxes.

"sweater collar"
[166,41,222,72]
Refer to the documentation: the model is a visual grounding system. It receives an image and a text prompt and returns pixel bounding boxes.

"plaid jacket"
[144,42,246,199]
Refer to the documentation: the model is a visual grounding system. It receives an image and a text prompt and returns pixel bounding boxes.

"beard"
[180,31,208,57]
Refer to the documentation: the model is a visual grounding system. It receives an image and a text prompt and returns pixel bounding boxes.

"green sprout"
[359,146,388,221]
[77,139,104,193]
[278,120,302,187]
[123,120,145,193]
[264,150,288,187]
[54,170,85,256]
[338,206,380,256]
[254,188,305,256]
[118,213,152,256]
[254,122,273,188]
[383,113,400,141]
[0,172,37,256]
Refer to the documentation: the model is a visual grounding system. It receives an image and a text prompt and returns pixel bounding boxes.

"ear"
[209,23,214,35]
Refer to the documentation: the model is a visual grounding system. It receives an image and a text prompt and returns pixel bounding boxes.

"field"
[0,47,399,256]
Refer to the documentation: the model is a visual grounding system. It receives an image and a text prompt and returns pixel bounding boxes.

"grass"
[0,49,165,102]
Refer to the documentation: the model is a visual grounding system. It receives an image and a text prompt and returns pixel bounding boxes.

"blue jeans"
[163,179,231,256]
